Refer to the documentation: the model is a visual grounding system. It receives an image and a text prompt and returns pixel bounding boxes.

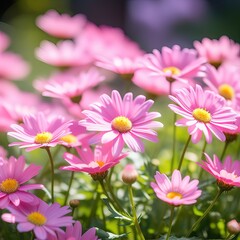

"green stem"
[177,135,191,170]
[63,171,75,205]
[128,185,145,240]
[225,233,235,240]
[166,206,175,240]
[201,140,207,159]
[30,231,34,240]
[171,113,177,172]
[220,141,229,161]
[45,147,55,203]
[186,188,224,237]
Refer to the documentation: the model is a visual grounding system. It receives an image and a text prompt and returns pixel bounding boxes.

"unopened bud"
[69,199,80,208]
[227,219,240,234]
[121,164,138,184]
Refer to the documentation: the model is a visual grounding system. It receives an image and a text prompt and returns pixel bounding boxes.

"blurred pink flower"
[8,112,72,151]
[151,170,201,206]
[2,199,74,240]
[35,40,91,67]
[203,64,240,111]
[198,154,240,190]
[194,36,240,68]
[36,68,105,103]
[36,9,86,38]
[61,144,127,177]
[0,52,30,80]
[0,31,10,52]
[81,90,163,156]
[168,84,238,143]
[0,155,43,209]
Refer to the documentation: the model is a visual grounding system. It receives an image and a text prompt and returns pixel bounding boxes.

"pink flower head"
[81,90,163,156]
[0,52,30,80]
[0,155,43,209]
[194,36,240,68]
[2,199,74,240]
[151,170,201,206]
[8,112,72,151]
[35,40,91,68]
[203,64,240,111]
[37,68,105,103]
[198,153,240,190]
[134,45,206,94]
[0,31,10,52]
[36,9,86,38]
[61,144,127,179]
[168,84,238,144]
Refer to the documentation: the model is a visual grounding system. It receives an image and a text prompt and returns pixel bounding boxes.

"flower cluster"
[0,8,240,240]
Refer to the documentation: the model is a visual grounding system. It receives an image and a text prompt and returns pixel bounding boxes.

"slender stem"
[225,233,234,240]
[30,231,34,240]
[166,206,175,240]
[201,140,207,159]
[128,185,145,240]
[63,171,75,205]
[45,147,55,203]
[186,188,224,237]
[220,141,229,161]
[171,113,177,172]
[177,135,191,170]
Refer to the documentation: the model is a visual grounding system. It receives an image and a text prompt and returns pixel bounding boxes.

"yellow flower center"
[34,132,53,144]
[96,160,105,167]
[192,108,211,123]
[27,211,47,226]
[111,116,132,133]
[218,84,234,100]
[166,191,182,199]
[163,66,181,75]
[0,178,19,193]
[60,134,77,144]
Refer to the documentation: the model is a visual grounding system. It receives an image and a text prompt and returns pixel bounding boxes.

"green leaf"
[96,228,128,239]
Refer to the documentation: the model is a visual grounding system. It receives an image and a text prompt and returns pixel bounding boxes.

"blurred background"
[0,0,240,89]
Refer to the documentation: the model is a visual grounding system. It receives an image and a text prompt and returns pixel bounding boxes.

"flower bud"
[69,199,80,208]
[227,219,240,234]
[121,164,138,184]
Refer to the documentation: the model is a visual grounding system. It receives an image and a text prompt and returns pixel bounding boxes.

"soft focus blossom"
[0,52,30,81]
[168,84,238,143]
[227,219,240,234]
[0,31,10,52]
[151,170,201,206]
[36,9,86,38]
[194,36,240,68]
[8,112,72,151]
[80,90,163,156]
[61,144,127,180]
[2,199,74,240]
[0,156,43,209]
[203,64,240,112]
[133,45,206,95]
[197,153,240,190]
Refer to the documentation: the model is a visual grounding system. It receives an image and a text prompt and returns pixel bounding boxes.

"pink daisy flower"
[198,153,240,190]
[36,68,105,103]
[203,64,240,111]
[150,170,201,206]
[0,155,43,209]
[80,90,163,156]
[36,9,86,38]
[194,36,240,68]
[2,199,74,240]
[61,144,127,180]
[8,112,72,151]
[168,84,238,144]
[35,40,91,68]
[0,52,30,81]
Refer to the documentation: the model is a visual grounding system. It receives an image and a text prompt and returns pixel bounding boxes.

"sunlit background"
[0,0,240,90]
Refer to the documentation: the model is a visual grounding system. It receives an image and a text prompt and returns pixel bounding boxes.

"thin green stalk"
[63,171,75,205]
[128,185,145,240]
[177,135,191,170]
[225,233,235,240]
[30,231,34,240]
[220,141,229,161]
[186,188,224,237]
[171,113,177,172]
[166,206,175,240]
[45,147,55,203]
[201,140,207,159]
